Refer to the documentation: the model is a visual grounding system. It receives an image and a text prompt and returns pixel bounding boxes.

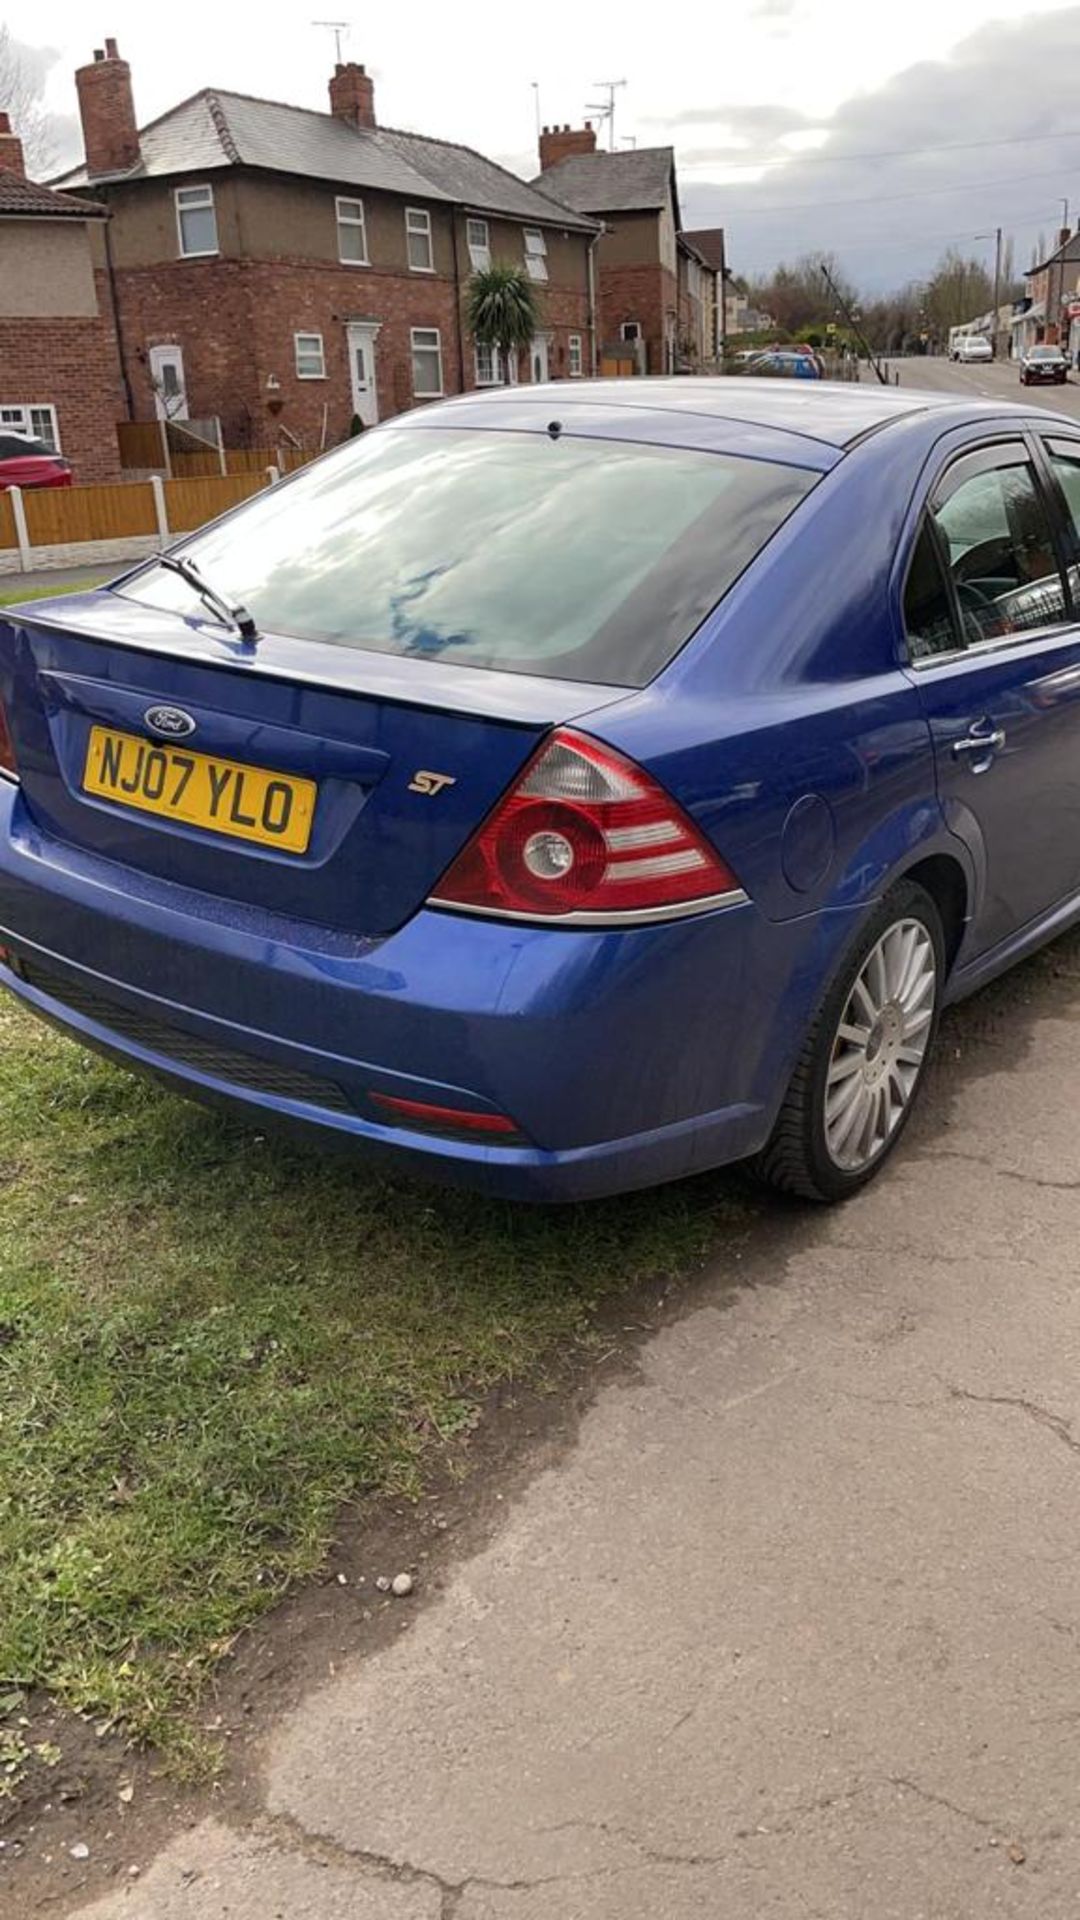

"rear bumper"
[0,788,838,1200]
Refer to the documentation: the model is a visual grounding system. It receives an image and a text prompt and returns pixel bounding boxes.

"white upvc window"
[406,206,434,273]
[336,195,369,265]
[175,183,218,258]
[0,403,59,450]
[568,333,583,377]
[467,217,491,271]
[523,227,548,282]
[474,341,502,386]
[411,327,443,396]
[294,331,326,379]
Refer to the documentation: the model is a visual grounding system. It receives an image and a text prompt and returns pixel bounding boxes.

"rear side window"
[930,453,1069,642]
[1045,440,1080,545]
[904,522,957,661]
[120,428,818,686]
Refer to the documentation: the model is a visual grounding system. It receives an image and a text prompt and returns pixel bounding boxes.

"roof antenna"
[585,79,627,152]
[312,19,351,63]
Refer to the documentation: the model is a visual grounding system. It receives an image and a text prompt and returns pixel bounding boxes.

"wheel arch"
[896,851,969,973]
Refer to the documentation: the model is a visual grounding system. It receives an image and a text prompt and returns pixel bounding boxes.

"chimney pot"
[538,119,598,171]
[76,39,140,175]
[328,58,375,129]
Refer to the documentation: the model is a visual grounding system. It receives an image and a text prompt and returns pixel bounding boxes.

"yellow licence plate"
[82,725,317,855]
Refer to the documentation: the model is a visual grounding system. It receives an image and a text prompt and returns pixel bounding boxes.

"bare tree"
[0,26,59,177]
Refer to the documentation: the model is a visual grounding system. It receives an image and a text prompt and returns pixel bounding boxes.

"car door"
[903,436,1080,956]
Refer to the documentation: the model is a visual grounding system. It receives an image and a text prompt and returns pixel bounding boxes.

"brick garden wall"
[0,316,125,482]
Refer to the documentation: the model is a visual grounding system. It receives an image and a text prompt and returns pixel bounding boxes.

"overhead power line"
[692,164,1080,221]
[693,125,1080,172]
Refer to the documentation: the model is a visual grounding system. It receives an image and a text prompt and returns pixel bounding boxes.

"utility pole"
[820,264,887,384]
[718,227,727,367]
[992,225,1002,358]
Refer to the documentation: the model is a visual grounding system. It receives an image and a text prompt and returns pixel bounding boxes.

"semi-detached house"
[55,40,599,447]
[0,112,123,481]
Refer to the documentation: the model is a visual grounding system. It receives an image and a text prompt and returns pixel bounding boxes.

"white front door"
[148,344,188,420]
[347,323,380,427]
[530,334,550,384]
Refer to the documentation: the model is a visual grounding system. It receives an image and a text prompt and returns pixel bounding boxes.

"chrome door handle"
[953,728,1006,757]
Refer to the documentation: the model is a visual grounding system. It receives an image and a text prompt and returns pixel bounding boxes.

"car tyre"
[751,880,945,1203]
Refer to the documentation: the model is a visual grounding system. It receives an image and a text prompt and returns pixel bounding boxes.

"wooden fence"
[116,420,167,469]
[164,472,267,529]
[22,481,157,548]
[0,468,284,561]
[117,421,315,479]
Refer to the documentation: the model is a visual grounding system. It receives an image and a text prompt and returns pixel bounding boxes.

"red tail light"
[430,728,744,924]
[0,699,17,780]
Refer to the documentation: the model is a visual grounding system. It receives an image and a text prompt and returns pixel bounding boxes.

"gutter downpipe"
[103,212,136,419]
[587,225,603,375]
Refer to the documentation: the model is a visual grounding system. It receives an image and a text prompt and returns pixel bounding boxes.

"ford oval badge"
[144,704,196,739]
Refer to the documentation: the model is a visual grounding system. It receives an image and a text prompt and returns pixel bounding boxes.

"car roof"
[414,376,1060,464]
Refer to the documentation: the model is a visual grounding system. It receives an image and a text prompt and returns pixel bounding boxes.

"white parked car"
[951,335,993,363]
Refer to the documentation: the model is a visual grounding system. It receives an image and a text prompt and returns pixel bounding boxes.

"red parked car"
[0,432,72,490]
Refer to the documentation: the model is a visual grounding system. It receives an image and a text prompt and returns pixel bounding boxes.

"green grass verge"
[0,1001,743,1772]
[0,579,107,608]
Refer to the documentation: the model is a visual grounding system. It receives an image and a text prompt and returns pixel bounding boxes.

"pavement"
[56,920,1080,1920]
[0,563,123,596]
[30,354,1080,1919]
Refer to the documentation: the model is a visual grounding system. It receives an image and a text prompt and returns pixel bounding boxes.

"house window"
[175,183,218,257]
[466,217,491,271]
[336,196,368,265]
[523,227,548,282]
[568,334,583,377]
[474,341,502,386]
[406,207,434,273]
[0,404,59,450]
[294,332,326,379]
[621,321,641,342]
[411,327,443,396]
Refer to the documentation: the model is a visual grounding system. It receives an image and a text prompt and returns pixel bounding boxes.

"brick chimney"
[538,121,597,171]
[329,62,375,129]
[0,112,25,177]
[75,37,139,177]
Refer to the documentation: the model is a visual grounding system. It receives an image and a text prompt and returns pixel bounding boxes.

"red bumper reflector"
[370,1092,521,1138]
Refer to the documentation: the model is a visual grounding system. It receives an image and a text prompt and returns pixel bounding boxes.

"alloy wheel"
[823,917,937,1173]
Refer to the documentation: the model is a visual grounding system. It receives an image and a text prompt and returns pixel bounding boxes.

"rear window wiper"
[156,553,259,642]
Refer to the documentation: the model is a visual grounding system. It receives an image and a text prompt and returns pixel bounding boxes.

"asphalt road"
[883,351,1080,417]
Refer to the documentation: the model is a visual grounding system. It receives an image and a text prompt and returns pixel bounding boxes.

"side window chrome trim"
[908,619,1080,671]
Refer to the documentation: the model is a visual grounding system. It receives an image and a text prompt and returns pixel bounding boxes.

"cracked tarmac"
[56,946,1080,1917]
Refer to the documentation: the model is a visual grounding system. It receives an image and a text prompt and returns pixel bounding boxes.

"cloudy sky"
[8,0,1080,290]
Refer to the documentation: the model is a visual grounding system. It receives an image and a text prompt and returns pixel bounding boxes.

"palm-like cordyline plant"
[465,263,541,385]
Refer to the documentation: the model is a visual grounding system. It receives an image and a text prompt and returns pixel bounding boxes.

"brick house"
[55,40,599,448]
[532,127,682,375]
[1020,228,1080,356]
[680,227,727,358]
[0,111,124,481]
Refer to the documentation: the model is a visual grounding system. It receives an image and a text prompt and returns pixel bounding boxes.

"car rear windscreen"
[120,426,818,686]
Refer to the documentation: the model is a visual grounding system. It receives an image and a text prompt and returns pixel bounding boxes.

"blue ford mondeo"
[3,377,1079,1201]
